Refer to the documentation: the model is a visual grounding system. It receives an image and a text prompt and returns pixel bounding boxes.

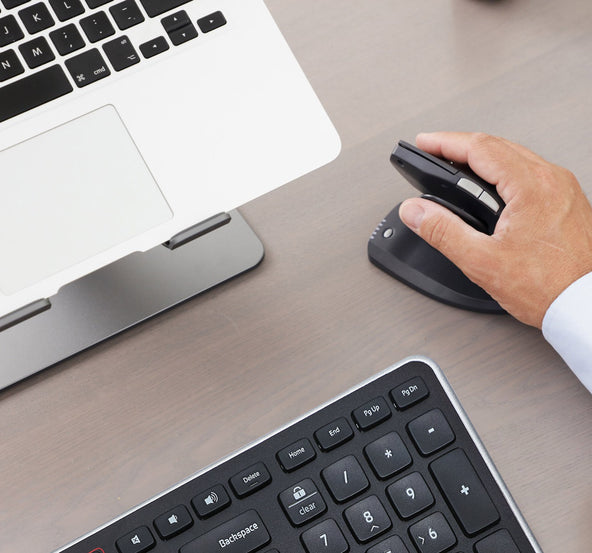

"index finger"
[415,132,534,200]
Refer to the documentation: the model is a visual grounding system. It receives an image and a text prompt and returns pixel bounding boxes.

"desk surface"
[2,1,591,552]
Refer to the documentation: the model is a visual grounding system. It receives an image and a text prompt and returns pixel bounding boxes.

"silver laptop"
[0,0,340,320]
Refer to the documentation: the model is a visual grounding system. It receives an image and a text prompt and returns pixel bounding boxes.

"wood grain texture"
[1,1,591,553]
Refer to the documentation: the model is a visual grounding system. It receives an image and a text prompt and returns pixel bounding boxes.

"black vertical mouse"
[368,140,506,313]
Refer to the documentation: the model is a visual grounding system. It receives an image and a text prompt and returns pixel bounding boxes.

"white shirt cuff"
[542,272,592,393]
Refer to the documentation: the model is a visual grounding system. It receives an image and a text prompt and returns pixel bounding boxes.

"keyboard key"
[386,472,434,519]
[277,438,316,472]
[367,535,409,553]
[179,510,270,553]
[321,455,369,503]
[352,396,391,430]
[19,36,55,68]
[191,483,231,518]
[474,529,520,553]
[138,0,189,18]
[197,10,226,33]
[0,49,24,81]
[109,0,144,30]
[229,462,271,498]
[430,448,499,536]
[80,11,115,42]
[314,417,354,451]
[65,48,110,87]
[18,2,55,34]
[153,504,193,539]
[279,478,327,526]
[167,22,196,46]
[0,64,72,122]
[390,376,429,409]
[85,0,111,8]
[1,0,29,8]
[115,526,155,553]
[161,9,188,32]
[102,35,139,71]
[300,519,348,553]
[407,409,455,455]
[0,15,25,47]
[408,512,456,553]
[49,23,85,55]
[139,36,169,58]
[364,431,412,479]
[344,495,391,543]
[48,0,84,21]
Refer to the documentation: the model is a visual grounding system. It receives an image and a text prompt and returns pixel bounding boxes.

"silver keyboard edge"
[52,354,544,553]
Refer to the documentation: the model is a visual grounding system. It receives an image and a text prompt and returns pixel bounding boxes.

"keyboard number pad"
[343,495,392,543]
[301,519,348,553]
[321,455,369,503]
[279,478,327,527]
[409,512,456,553]
[387,472,434,519]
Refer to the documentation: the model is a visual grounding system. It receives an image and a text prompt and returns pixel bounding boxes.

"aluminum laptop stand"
[0,210,263,389]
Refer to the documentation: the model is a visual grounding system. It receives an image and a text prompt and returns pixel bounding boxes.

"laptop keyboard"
[0,0,226,122]
[55,357,542,553]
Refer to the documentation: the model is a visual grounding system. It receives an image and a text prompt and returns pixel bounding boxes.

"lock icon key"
[292,486,306,500]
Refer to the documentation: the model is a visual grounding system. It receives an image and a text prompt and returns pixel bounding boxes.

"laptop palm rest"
[0,105,172,297]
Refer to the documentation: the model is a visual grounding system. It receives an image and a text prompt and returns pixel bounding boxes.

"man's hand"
[398,132,592,328]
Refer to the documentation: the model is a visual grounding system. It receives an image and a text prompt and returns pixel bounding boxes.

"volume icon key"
[192,484,231,518]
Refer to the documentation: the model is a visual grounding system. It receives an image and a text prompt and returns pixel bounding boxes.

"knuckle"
[531,163,556,185]
[470,132,497,151]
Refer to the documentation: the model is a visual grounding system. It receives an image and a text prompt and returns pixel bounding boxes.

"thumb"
[398,198,492,279]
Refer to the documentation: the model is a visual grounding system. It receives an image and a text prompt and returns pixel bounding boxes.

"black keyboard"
[54,357,542,553]
[0,0,227,122]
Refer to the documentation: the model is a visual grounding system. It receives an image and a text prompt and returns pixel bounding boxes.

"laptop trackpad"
[0,105,173,295]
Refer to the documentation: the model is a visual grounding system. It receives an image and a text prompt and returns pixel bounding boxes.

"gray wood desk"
[1,1,591,552]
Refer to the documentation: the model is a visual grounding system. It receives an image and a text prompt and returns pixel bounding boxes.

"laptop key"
[65,47,111,87]
[85,0,111,8]
[139,36,169,58]
[0,49,24,82]
[161,9,189,33]
[167,22,196,46]
[80,11,115,42]
[0,64,72,122]
[0,15,25,47]
[1,0,29,9]
[138,0,189,18]
[18,2,55,34]
[48,0,85,21]
[19,36,55,68]
[197,11,226,34]
[110,0,144,30]
[103,35,140,71]
[49,23,85,55]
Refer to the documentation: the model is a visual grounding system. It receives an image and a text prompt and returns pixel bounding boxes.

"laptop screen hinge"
[163,212,232,250]
[0,298,51,332]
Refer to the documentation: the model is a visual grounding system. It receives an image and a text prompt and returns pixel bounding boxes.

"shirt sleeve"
[542,271,592,393]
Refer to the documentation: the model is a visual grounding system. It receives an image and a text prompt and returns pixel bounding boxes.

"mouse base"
[368,204,505,314]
